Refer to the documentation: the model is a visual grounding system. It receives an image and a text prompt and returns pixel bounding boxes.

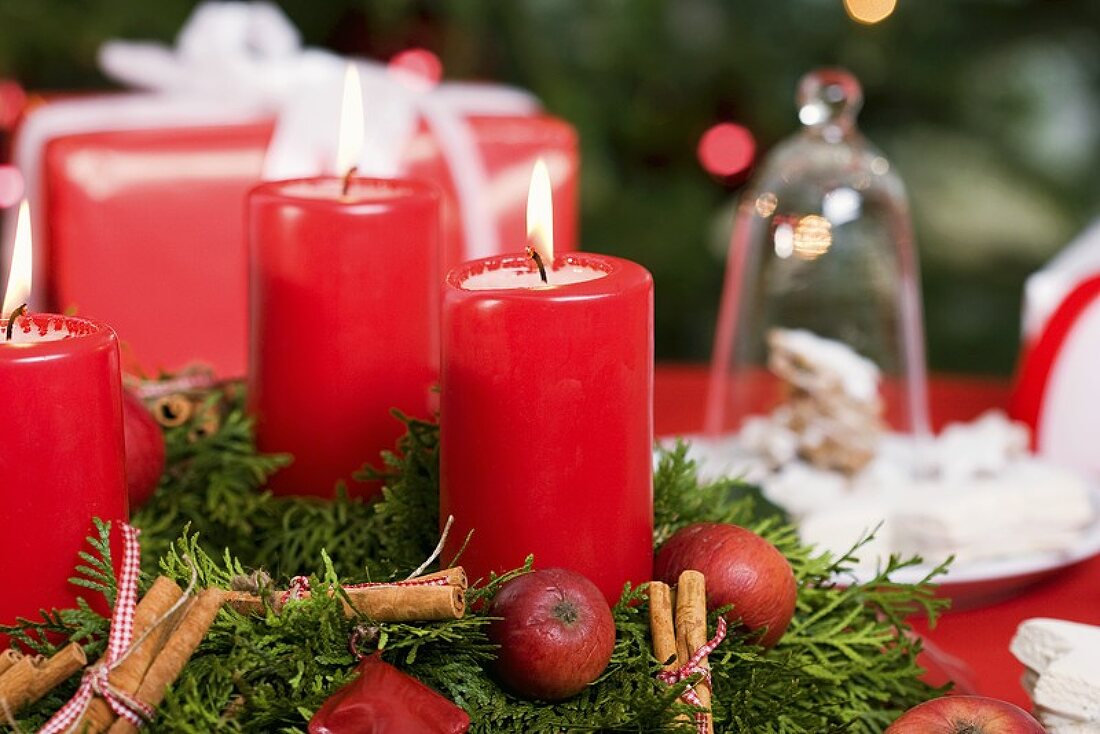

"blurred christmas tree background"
[2,0,1098,374]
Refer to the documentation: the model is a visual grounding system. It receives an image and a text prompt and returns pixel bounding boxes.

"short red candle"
[248,178,440,498]
[439,253,654,602]
[0,313,128,628]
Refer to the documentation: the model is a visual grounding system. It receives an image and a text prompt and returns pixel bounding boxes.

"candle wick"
[342,166,358,197]
[526,247,548,284]
[5,303,27,341]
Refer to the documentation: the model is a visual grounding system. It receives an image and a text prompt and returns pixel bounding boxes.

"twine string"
[404,515,454,581]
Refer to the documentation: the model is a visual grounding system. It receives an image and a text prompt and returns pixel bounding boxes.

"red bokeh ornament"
[0,165,24,208]
[388,48,444,91]
[697,122,756,178]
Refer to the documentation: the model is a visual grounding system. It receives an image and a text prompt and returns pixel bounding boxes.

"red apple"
[122,389,166,508]
[654,522,797,648]
[886,695,1046,733]
[487,568,616,701]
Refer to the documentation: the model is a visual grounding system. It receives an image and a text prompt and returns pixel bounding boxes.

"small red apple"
[654,522,797,648]
[487,568,616,701]
[886,695,1046,733]
[121,389,166,508]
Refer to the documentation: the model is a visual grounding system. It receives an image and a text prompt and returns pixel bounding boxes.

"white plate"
[669,437,1100,610]
[838,512,1100,610]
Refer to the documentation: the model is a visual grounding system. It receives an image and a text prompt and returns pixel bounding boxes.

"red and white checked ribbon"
[38,523,156,734]
[281,574,450,605]
[656,616,727,734]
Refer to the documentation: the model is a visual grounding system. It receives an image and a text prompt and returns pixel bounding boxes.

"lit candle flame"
[2,199,32,314]
[526,158,554,264]
[336,64,365,176]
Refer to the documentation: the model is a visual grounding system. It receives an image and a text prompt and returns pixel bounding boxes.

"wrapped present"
[6,1,578,377]
[39,116,274,375]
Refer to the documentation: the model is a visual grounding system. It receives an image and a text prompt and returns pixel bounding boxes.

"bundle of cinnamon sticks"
[0,576,224,731]
[90,578,225,734]
[225,566,468,622]
[649,570,716,734]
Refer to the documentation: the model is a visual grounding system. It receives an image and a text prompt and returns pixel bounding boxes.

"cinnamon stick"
[0,649,22,677]
[0,655,38,714]
[222,590,267,616]
[650,582,694,729]
[186,409,221,443]
[18,642,87,711]
[648,582,679,670]
[152,394,193,427]
[675,570,714,734]
[414,567,468,590]
[81,576,184,733]
[346,584,464,621]
[226,576,466,621]
[106,588,226,734]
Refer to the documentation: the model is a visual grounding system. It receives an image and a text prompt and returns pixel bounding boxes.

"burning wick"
[526,247,548,284]
[342,166,358,197]
[5,303,27,341]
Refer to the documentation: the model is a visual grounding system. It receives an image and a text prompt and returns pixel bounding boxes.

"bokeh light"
[0,166,25,208]
[774,221,795,259]
[697,123,756,178]
[843,0,897,25]
[793,215,832,260]
[388,48,444,92]
[0,80,27,130]
[755,192,778,218]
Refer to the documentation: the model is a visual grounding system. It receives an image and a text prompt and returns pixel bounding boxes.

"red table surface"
[654,364,1100,709]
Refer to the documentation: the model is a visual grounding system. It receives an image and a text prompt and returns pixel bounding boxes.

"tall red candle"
[0,311,128,627]
[439,253,654,602]
[248,177,440,497]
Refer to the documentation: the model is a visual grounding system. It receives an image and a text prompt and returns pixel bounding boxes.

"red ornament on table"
[308,654,470,734]
[439,161,654,603]
[0,200,127,631]
[248,66,441,498]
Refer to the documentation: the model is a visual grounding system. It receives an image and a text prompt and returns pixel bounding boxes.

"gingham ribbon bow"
[38,523,155,733]
[656,616,727,734]
[282,573,450,605]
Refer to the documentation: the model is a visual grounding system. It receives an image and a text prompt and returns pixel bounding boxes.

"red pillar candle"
[1,306,126,630]
[248,177,440,497]
[1,201,127,629]
[439,252,654,602]
[0,314,127,625]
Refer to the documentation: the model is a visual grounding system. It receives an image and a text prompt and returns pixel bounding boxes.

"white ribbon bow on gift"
[101,1,543,259]
[6,1,544,302]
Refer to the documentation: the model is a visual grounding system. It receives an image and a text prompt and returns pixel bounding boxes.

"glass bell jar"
[706,68,929,456]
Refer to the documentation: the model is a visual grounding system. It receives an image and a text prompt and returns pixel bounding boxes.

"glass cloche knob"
[706,67,930,468]
[796,68,863,140]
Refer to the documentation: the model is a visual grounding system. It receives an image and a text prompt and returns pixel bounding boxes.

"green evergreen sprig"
[4,388,947,732]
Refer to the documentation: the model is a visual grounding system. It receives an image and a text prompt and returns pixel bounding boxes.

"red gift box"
[44,119,273,376]
[15,99,577,377]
